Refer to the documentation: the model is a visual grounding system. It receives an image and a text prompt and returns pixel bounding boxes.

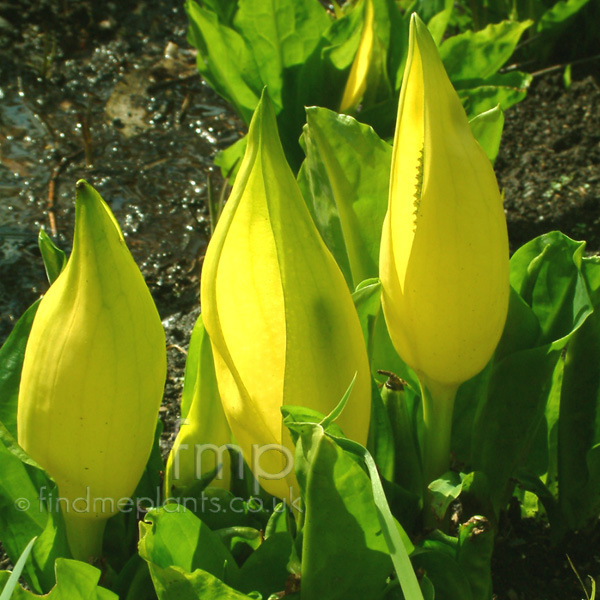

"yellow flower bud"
[164,318,231,496]
[201,93,371,502]
[17,181,166,561]
[380,14,509,390]
[379,15,509,489]
[340,0,375,114]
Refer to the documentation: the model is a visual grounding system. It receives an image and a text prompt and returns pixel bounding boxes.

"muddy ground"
[1,1,599,598]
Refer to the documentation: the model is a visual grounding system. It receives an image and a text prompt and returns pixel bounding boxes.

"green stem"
[62,510,106,562]
[420,377,458,494]
[380,377,422,496]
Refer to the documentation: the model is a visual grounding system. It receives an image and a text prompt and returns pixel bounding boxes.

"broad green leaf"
[215,136,248,182]
[411,541,473,600]
[197,0,238,25]
[428,472,463,523]
[377,0,409,93]
[298,108,390,289]
[471,349,560,512]
[537,0,592,34]
[0,301,39,438]
[410,0,450,25]
[456,70,532,117]
[236,532,293,598]
[322,2,366,71]
[468,105,504,163]
[112,554,156,600]
[439,20,532,82]
[143,563,251,600]
[38,230,66,285]
[468,232,594,512]
[186,0,260,123]
[0,425,69,593]
[420,0,453,44]
[0,558,116,599]
[509,232,591,348]
[557,257,600,531]
[234,0,330,111]
[297,427,393,600]
[138,507,238,584]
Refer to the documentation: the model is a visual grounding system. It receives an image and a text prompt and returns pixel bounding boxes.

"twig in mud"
[530,54,600,78]
[147,73,197,94]
[177,91,192,126]
[167,344,188,355]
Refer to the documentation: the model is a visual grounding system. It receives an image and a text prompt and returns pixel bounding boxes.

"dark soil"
[492,505,600,600]
[1,1,600,598]
[497,67,600,254]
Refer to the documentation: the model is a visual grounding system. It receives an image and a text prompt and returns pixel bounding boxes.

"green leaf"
[0,301,39,438]
[425,0,453,45]
[0,558,117,599]
[456,517,494,600]
[236,532,293,598]
[367,378,396,483]
[352,278,382,361]
[468,105,504,163]
[440,20,532,82]
[37,230,66,285]
[557,257,600,531]
[196,0,238,25]
[411,537,473,600]
[185,0,261,123]
[468,232,594,512]
[0,536,37,600]
[142,563,252,600]
[215,136,247,182]
[537,0,592,34]
[456,70,532,117]
[0,425,69,593]
[428,472,463,523]
[297,427,395,600]
[138,507,238,584]
[379,377,422,496]
[509,232,591,348]
[298,108,391,289]
[234,0,330,112]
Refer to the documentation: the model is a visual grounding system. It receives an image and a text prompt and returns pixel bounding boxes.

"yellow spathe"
[201,93,371,502]
[380,14,509,388]
[340,0,375,113]
[17,181,166,560]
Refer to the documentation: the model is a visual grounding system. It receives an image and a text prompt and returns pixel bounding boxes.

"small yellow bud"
[164,319,231,496]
